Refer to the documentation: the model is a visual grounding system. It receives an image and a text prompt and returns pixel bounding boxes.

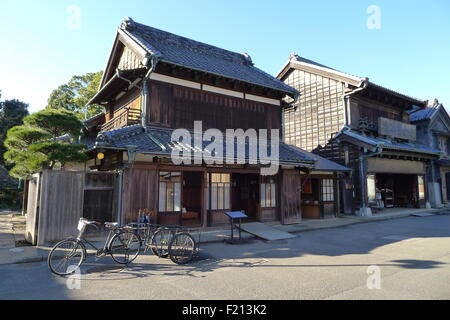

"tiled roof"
[284,54,425,105]
[94,125,315,166]
[284,144,351,172]
[409,104,440,122]
[287,53,362,81]
[83,112,106,128]
[0,165,17,189]
[337,129,441,155]
[120,18,297,96]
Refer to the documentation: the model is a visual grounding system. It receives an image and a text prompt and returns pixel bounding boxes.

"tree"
[0,91,29,166]
[46,71,104,119]
[3,109,88,179]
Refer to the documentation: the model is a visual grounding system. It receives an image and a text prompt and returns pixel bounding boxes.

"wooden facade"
[411,103,450,207]
[114,160,305,227]
[278,55,437,214]
[25,170,117,245]
[82,20,314,227]
[283,69,346,152]
[148,80,281,131]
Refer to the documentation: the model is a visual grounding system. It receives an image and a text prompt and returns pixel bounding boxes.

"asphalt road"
[1,214,450,300]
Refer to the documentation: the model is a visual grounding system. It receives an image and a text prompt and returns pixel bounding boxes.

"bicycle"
[130,223,198,265]
[48,218,141,276]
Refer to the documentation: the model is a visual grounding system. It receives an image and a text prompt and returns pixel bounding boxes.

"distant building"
[410,101,450,206]
[80,18,349,226]
[277,54,441,215]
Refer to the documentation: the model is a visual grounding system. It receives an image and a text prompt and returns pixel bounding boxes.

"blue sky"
[0,0,449,113]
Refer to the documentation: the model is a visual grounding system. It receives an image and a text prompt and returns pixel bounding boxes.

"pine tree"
[3,109,88,179]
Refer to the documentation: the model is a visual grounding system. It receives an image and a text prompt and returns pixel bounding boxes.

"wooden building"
[277,53,441,215]
[410,101,450,207]
[78,18,348,227]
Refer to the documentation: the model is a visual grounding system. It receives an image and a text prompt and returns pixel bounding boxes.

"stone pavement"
[0,210,26,248]
[0,210,50,265]
[0,207,447,265]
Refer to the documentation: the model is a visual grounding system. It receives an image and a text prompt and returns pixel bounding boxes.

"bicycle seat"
[104,222,119,228]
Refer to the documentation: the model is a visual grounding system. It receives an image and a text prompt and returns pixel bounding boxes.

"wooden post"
[335,173,341,217]
[201,171,208,228]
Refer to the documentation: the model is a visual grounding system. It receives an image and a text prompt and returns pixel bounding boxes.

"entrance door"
[231,173,260,221]
[281,170,302,224]
[182,171,202,227]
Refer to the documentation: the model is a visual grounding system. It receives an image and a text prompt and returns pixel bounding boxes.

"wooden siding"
[280,170,302,224]
[105,86,141,122]
[25,171,117,245]
[118,45,142,70]
[37,170,85,245]
[349,96,404,131]
[121,166,159,224]
[147,80,281,131]
[260,207,277,221]
[283,69,346,152]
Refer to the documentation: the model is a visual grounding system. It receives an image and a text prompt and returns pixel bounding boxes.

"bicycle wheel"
[109,231,141,264]
[168,232,196,265]
[149,228,172,258]
[48,239,85,276]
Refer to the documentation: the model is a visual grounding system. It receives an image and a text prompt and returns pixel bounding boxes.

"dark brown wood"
[281,170,302,224]
[121,167,159,224]
[147,80,281,131]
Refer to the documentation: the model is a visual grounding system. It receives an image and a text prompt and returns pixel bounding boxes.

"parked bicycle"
[48,218,141,276]
[129,222,198,265]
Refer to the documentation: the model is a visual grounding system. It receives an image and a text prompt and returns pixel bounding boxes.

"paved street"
[1,214,450,300]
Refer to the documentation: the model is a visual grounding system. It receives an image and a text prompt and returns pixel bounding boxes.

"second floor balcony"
[101,106,142,132]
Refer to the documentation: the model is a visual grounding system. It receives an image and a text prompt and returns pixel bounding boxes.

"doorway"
[182,171,202,226]
[231,173,260,221]
[374,173,423,208]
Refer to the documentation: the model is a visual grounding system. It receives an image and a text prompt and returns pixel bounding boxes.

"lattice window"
[320,179,334,202]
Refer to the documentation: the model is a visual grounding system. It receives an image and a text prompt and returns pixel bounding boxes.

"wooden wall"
[106,87,141,122]
[121,166,159,224]
[25,170,117,245]
[260,208,277,221]
[283,69,346,152]
[280,170,302,224]
[37,170,85,245]
[147,80,281,131]
[349,96,404,132]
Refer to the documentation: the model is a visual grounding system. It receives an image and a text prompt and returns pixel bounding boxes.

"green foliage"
[0,189,22,209]
[46,71,104,119]
[24,108,84,138]
[0,92,29,166]
[3,109,88,179]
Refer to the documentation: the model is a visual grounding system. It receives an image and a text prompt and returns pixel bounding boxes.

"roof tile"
[121,18,297,96]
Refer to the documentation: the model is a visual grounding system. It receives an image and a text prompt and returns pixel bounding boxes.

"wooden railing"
[101,107,142,132]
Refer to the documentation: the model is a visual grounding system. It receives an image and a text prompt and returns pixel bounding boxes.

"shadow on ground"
[69,215,450,282]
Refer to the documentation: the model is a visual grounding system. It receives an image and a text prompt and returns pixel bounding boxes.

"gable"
[99,30,148,88]
[431,111,450,135]
[118,46,142,70]
[277,59,362,88]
